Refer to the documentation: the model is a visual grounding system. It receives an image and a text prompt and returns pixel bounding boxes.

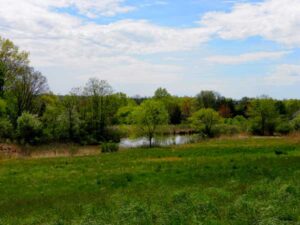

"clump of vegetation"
[101,142,119,153]
[17,112,42,145]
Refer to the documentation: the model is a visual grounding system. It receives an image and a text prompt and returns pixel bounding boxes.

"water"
[119,135,199,148]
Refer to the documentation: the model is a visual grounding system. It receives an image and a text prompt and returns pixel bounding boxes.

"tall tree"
[84,78,113,140]
[248,97,279,135]
[190,108,222,137]
[9,67,48,118]
[196,91,220,109]
[0,37,30,91]
[133,100,169,148]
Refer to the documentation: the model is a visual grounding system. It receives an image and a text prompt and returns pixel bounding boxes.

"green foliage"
[196,90,220,109]
[248,97,279,135]
[133,99,169,147]
[154,87,171,99]
[101,142,119,153]
[116,105,136,124]
[291,114,300,131]
[17,112,42,144]
[190,108,222,137]
[0,98,6,116]
[0,118,13,140]
[276,121,293,135]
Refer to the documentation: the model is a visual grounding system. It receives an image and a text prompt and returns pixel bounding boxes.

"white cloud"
[200,0,300,47]
[266,64,300,85]
[205,51,291,65]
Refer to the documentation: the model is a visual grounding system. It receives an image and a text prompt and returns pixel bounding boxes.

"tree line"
[1,36,300,146]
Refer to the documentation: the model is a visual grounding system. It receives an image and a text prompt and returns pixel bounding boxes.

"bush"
[0,118,13,140]
[17,112,42,145]
[101,142,119,153]
[215,124,241,136]
[291,115,300,131]
[276,122,293,135]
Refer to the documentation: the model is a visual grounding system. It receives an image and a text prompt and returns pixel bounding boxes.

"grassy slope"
[0,138,300,225]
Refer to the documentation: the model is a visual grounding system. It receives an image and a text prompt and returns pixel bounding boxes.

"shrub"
[101,142,119,153]
[291,115,300,131]
[0,118,13,140]
[215,124,240,136]
[17,112,42,145]
[276,122,292,135]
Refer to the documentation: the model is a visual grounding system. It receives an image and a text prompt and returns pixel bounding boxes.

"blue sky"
[0,0,299,99]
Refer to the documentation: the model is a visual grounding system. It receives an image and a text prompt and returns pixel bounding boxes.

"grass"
[0,137,300,224]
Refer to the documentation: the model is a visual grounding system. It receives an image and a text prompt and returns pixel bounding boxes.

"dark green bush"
[101,142,119,153]
[0,118,13,140]
[276,122,293,135]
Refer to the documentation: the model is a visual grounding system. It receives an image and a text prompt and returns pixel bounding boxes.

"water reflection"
[119,135,199,148]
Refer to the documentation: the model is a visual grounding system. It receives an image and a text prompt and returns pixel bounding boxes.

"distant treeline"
[1,36,300,146]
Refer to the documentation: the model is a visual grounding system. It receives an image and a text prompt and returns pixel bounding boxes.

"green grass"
[0,137,300,225]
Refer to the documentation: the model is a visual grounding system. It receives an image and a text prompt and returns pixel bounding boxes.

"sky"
[0,0,299,99]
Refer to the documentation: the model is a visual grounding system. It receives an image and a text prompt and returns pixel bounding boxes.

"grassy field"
[0,137,300,225]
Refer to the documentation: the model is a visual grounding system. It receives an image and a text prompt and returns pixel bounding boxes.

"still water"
[119,135,199,148]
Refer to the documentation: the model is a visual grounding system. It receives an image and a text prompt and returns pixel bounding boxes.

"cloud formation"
[0,0,299,97]
[206,51,291,65]
[200,0,300,46]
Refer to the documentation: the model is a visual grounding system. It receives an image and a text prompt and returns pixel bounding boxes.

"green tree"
[0,36,30,91]
[9,67,49,118]
[248,97,279,135]
[133,100,169,148]
[84,78,113,141]
[0,118,13,140]
[196,91,220,109]
[190,108,222,137]
[17,112,42,144]
[62,92,81,141]
[154,87,171,99]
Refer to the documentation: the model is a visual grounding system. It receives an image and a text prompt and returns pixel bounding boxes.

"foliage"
[0,118,13,140]
[196,90,220,109]
[133,99,169,147]
[291,114,300,131]
[248,97,279,135]
[0,36,300,145]
[101,142,119,153]
[17,112,42,144]
[190,108,222,137]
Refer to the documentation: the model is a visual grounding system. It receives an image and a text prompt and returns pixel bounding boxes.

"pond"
[119,134,200,148]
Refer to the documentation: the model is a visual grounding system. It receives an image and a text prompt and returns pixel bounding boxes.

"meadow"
[0,137,300,225]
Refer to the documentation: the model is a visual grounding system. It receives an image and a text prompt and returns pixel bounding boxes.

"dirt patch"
[0,144,20,156]
[29,146,100,159]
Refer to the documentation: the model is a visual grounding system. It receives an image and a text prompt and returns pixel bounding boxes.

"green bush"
[216,124,241,136]
[101,142,119,153]
[0,118,13,140]
[276,122,293,135]
[17,112,42,145]
[291,115,300,131]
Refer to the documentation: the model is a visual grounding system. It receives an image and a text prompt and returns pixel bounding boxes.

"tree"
[248,97,279,135]
[196,91,220,109]
[0,36,30,91]
[0,62,6,96]
[62,92,81,141]
[7,67,49,120]
[0,118,13,140]
[133,100,169,148]
[154,87,171,99]
[17,112,42,144]
[190,108,222,137]
[84,78,113,141]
